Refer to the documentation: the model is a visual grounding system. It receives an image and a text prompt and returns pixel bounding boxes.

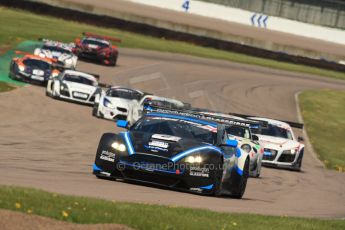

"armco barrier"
[1,0,345,72]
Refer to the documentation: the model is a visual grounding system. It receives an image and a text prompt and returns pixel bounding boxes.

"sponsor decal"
[152,134,181,142]
[33,69,44,76]
[189,166,209,178]
[149,140,169,148]
[144,145,168,152]
[31,75,44,81]
[100,150,115,162]
[73,92,88,99]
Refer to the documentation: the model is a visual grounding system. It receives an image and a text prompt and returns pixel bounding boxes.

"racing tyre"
[92,103,99,117]
[293,149,304,171]
[212,159,223,196]
[110,56,117,66]
[229,158,249,199]
[251,156,262,178]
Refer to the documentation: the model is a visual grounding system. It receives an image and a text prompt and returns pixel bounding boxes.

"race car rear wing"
[82,32,122,43]
[144,105,262,128]
[228,112,304,129]
[38,38,75,48]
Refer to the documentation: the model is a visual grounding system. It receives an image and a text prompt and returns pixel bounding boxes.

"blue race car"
[93,107,255,198]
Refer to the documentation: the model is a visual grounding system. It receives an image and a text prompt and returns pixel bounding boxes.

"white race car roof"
[63,70,97,82]
[43,42,73,51]
[110,86,143,94]
[249,117,292,131]
[143,95,184,106]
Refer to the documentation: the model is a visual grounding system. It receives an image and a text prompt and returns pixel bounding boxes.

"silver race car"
[46,70,100,105]
[92,86,145,121]
[201,112,264,177]
[249,117,305,171]
[34,39,78,69]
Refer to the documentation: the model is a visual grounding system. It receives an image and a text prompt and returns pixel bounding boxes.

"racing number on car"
[182,0,190,12]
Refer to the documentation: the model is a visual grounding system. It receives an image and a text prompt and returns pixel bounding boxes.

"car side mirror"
[252,134,259,141]
[224,139,238,147]
[117,120,129,129]
[298,136,304,142]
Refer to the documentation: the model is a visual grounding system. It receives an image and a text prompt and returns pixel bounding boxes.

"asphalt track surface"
[54,0,345,57]
[1,49,345,219]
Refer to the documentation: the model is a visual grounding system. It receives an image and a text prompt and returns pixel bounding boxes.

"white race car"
[249,117,305,171]
[34,39,77,69]
[92,86,145,121]
[46,70,100,105]
[201,112,264,177]
[127,95,188,125]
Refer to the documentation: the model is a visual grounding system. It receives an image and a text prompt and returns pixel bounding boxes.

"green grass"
[0,81,15,92]
[0,186,344,230]
[300,90,345,171]
[0,7,345,80]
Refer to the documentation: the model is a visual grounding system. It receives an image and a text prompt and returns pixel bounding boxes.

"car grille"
[123,170,180,187]
[263,148,278,161]
[72,91,89,100]
[60,90,70,97]
[278,153,296,163]
[117,107,127,113]
[114,114,127,120]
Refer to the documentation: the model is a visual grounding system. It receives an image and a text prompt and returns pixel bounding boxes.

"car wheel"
[92,103,99,117]
[293,150,304,171]
[212,159,223,196]
[252,156,262,178]
[229,158,249,199]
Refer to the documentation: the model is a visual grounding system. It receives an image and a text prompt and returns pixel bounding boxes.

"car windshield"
[63,74,97,86]
[23,59,50,70]
[42,45,72,54]
[252,124,293,140]
[226,126,251,139]
[106,89,141,100]
[82,39,109,48]
[143,98,183,109]
[131,116,218,145]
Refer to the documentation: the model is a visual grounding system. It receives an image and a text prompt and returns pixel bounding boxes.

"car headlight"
[103,98,115,109]
[241,144,252,153]
[18,65,25,72]
[111,142,126,152]
[52,72,59,78]
[282,148,297,155]
[185,155,202,164]
[60,84,68,91]
[65,59,72,64]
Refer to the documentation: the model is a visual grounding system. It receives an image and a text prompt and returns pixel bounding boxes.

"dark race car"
[9,51,60,85]
[92,107,259,198]
[74,32,121,66]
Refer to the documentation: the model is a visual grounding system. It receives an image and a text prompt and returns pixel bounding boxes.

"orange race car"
[9,51,61,85]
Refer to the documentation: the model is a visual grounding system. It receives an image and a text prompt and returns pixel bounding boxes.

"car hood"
[105,96,132,108]
[40,49,74,61]
[257,135,299,150]
[64,81,96,94]
[128,131,209,159]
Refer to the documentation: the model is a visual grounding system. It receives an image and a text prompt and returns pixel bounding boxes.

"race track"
[1,48,345,218]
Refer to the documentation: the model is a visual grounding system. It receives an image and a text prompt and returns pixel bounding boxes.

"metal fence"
[200,0,345,29]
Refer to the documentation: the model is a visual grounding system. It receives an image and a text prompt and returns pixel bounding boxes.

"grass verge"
[0,7,345,80]
[0,81,15,92]
[0,186,344,230]
[300,90,345,171]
